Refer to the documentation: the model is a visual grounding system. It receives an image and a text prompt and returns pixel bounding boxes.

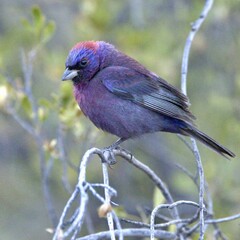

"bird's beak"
[62,68,78,81]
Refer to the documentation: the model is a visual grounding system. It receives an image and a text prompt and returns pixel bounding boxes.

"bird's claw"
[103,145,133,163]
[102,147,117,166]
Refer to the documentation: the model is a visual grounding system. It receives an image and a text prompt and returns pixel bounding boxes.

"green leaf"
[21,95,32,115]
[114,206,130,218]
[168,224,176,233]
[38,98,52,109]
[20,6,55,47]
[32,5,45,30]
[38,107,48,122]
[153,187,165,208]
[42,21,55,44]
[60,83,73,107]
[59,102,81,126]
[21,18,31,29]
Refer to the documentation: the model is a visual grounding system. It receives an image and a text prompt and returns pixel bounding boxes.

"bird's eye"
[78,58,88,68]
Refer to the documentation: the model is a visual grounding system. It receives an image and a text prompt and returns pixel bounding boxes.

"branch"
[180,1,214,239]
[53,145,240,240]
[6,106,35,136]
[113,149,179,218]
[53,148,121,240]
[113,149,187,240]
[5,47,58,227]
[76,228,176,240]
[181,0,214,95]
[150,200,201,240]
[57,122,73,193]
[101,160,118,240]
[206,213,240,224]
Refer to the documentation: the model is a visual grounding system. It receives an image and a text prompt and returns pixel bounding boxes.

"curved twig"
[76,228,176,240]
[180,0,214,239]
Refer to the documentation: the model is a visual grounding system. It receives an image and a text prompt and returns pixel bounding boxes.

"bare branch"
[102,162,117,240]
[6,106,35,136]
[150,200,201,240]
[180,0,214,239]
[113,149,187,239]
[113,149,179,217]
[76,228,176,240]
[53,148,122,240]
[57,123,72,193]
[53,148,100,240]
[206,213,240,224]
[181,0,214,95]
[7,47,59,227]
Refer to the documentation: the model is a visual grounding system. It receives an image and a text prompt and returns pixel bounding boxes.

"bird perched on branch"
[62,41,235,159]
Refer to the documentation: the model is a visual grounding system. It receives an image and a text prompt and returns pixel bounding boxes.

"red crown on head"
[72,41,99,52]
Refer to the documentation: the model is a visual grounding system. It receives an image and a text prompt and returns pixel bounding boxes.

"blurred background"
[0,0,240,239]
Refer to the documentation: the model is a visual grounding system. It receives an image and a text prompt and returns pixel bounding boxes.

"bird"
[62,40,235,159]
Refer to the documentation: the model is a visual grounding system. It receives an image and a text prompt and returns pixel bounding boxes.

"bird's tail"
[181,124,235,159]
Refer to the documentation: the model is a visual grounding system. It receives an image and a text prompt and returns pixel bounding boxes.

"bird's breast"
[73,83,91,116]
[72,80,182,139]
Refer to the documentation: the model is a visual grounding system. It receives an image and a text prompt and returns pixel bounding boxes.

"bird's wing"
[100,66,195,123]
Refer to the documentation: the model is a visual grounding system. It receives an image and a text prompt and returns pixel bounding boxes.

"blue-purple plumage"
[73,72,183,139]
[62,41,235,158]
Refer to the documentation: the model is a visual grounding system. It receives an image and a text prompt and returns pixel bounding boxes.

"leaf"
[114,206,129,218]
[153,187,165,208]
[23,5,55,44]
[42,21,55,44]
[38,98,52,108]
[60,83,73,107]
[21,95,32,115]
[32,5,45,30]
[59,104,80,126]
[38,107,48,122]
[21,18,31,30]
[168,224,176,233]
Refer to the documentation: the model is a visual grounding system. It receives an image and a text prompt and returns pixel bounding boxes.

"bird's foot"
[101,138,130,165]
[104,137,127,151]
[102,146,133,164]
[102,149,117,166]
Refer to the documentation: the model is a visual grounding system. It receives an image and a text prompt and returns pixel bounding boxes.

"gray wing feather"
[100,66,195,123]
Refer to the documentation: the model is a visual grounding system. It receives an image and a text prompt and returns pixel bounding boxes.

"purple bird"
[62,41,235,158]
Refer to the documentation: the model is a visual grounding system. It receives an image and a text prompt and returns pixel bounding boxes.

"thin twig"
[65,149,103,238]
[113,148,186,239]
[6,106,35,136]
[53,148,101,240]
[181,0,214,239]
[43,155,58,226]
[114,149,179,218]
[150,200,200,240]
[119,218,150,228]
[53,188,80,239]
[6,46,58,228]
[192,139,205,239]
[206,213,240,224]
[58,122,73,193]
[181,0,214,95]
[91,183,117,197]
[102,162,117,240]
[76,228,176,240]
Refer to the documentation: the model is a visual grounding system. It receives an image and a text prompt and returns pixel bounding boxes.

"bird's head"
[62,41,100,84]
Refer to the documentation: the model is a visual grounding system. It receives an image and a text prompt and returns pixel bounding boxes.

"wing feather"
[100,66,195,123]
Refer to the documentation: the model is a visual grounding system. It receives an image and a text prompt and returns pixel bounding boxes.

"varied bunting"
[62,41,235,158]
